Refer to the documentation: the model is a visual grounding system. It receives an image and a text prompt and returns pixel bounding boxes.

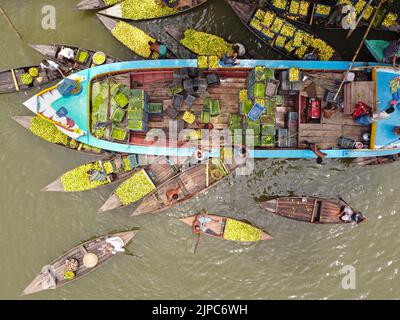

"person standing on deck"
[383,39,400,66]
[148,40,168,59]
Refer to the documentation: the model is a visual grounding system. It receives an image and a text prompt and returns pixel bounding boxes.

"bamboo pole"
[10,69,20,92]
[0,6,22,40]
[309,3,317,26]
[346,0,374,39]
[333,0,386,102]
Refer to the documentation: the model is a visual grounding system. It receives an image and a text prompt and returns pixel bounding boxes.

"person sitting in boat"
[57,47,75,62]
[166,186,180,204]
[304,141,327,162]
[88,168,107,182]
[383,39,400,66]
[148,40,168,59]
[40,59,65,78]
[192,215,221,237]
[223,43,246,66]
[340,206,365,224]
[354,104,395,126]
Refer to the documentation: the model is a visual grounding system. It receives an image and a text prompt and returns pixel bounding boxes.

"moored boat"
[266,0,400,32]
[352,153,400,166]
[98,0,208,21]
[21,59,400,160]
[227,0,340,61]
[180,212,272,243]
[260,196,366,224]
[97,15,176,59]
[99,155,192,212]
[132,157,239,216]
[43,154,140,192]
[29,44,121,69]
[13,116,106,156]
[365,39,400,63]
[22,230,138,296]
[76,0,120,10]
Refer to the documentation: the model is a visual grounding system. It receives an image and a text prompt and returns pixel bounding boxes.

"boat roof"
[23,59,398,158]
[372,67,400,149]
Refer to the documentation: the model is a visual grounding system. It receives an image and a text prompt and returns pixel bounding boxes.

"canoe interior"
[264,197,347,224]
[228,0,341,61]
[134,157,238,215]
[0,65,59,94]
[12,116,107,156]
[76,0,109,10]
[89,66,371,151]
[23,230,137,295]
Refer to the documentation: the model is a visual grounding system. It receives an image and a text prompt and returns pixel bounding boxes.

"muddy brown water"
[0,0,400,299]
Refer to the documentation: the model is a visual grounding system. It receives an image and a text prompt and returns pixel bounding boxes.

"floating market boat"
[29,44,121,69]
[22,230,137,295]
[365,39,400,64]
[227,0,340,61]
[266,0,400,32]
[76,0,120,10]
[43,154,140,192]
[99,155,191,212]
[12,116,106,156]
[180,213,272,242]
[132,157,238,216]
[97,15,176,59]
[260,196,366,224]
[98,0,208,21]
[21,59,400,160]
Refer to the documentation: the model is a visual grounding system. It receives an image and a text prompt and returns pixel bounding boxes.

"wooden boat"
[365,40,400,64]
[76,0,120,10]
[0,64,60,94]
[12,116,107,156]
[99,156,185,212]
[29,44,121,69]
[98,0,208,21]
[132,157,238,216]
[97,15,176,59]
[43,154,140,192]
[180,213,272,242]
[260,196,366,224]
[265,0,400,32]
[22,230,137,295]
[352,153,400,166]
[22,59,400,160]
[227,0,340,61]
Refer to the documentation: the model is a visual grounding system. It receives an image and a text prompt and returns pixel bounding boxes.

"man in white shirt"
[40,59,65,78]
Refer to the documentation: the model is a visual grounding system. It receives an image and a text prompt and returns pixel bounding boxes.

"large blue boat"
[22,59,400,159]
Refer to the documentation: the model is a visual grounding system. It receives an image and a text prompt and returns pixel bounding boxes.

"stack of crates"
[287,111,298,147]
[260,100,276,147]
[128,89,149,133]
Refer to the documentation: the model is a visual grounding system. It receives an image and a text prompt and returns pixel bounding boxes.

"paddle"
[346,0,374,39]
[193,233,201,254]
[333,0,387,102]
[0,6,22,40]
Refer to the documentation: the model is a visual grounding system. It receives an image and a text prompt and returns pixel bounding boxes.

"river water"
[1,0,400,300]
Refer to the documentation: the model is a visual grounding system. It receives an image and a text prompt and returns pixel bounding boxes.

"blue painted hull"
[23,59,400,159]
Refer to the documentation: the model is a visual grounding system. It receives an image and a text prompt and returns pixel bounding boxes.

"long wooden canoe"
[22,230,138,296]
[0,64,60,94]
[260,197,366,224]
[43,154,140,192]
[180,213,272,242]
[29,43,121,70]
[76,0,120,10]
[13,116,107,156]
[132,157,239,216]
[352,153,400,166]
[266,0,400,32]
[98,0,208,21]
[97,15,176,59]
[99,156,184,212]
[227,0,340,61]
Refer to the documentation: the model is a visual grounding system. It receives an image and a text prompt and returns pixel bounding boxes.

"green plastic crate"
[261,135,276,147]
[114,92,129,108]
[201,111,211,124]
[210,99,221,116]
[254,82,266,98]
[265,68,275,80]
[111,107,126,123]
[266,100,276,114]
[111,126,127,141]
[147,103,163,114]
[131,89,145,100]
[255,66,266,81]
[230,114,242,127]
[128,109,145,120]
[129,98,145,110]
[247,135,261,147]
[241,99,253,115]
[262,124,276,136]
[128,119,146,131]
[246,118,261,135]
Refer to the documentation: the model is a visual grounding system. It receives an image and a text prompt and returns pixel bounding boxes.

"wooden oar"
[10,69,20,92]
[0,6,22,40]
[193,233,201,254]
[346,0,374,39]
[333,0,386,102]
